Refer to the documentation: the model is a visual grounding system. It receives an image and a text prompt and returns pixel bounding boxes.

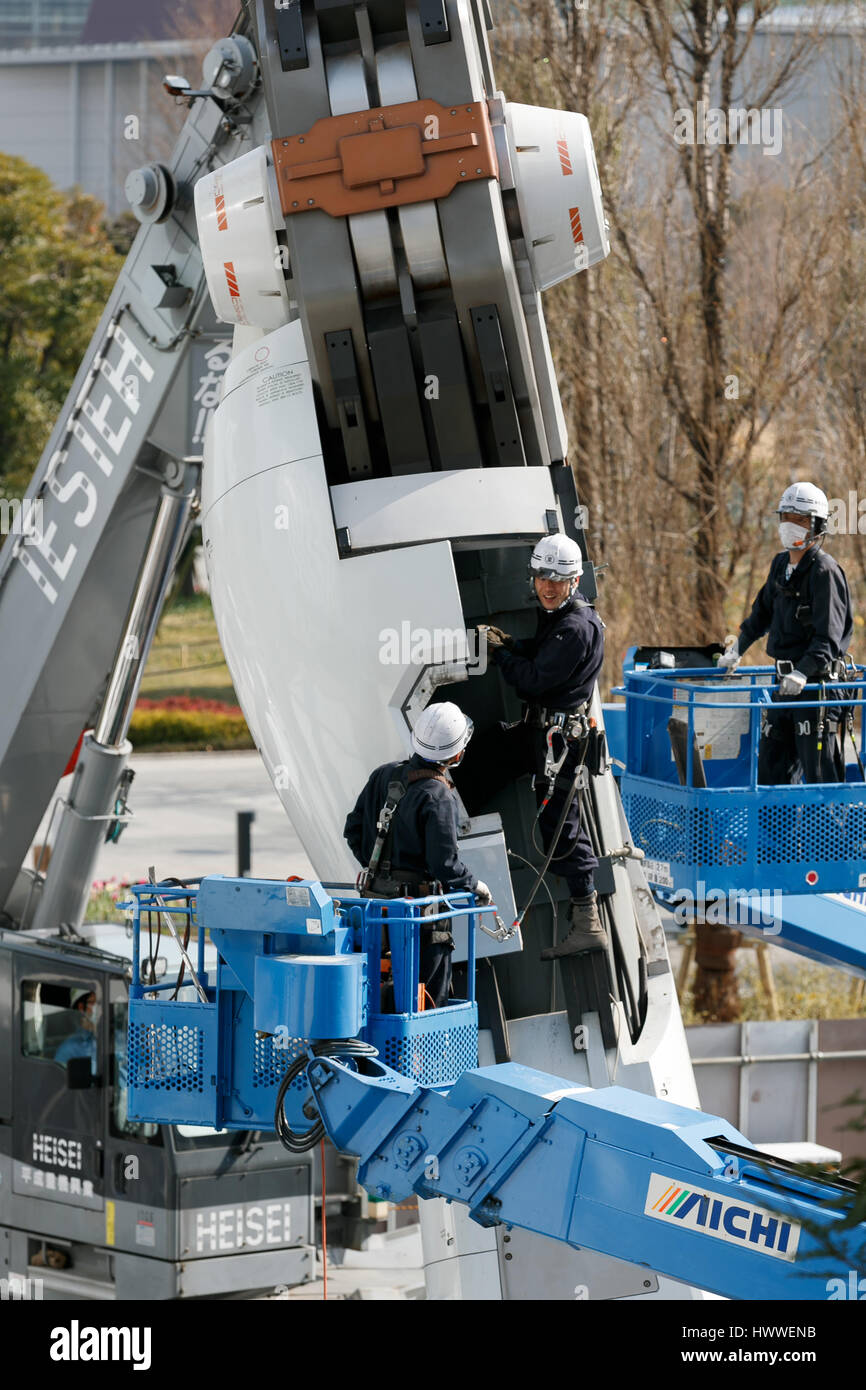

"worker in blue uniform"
[457,533,607,956]
[344,703,491,1006]
[719,482,854,784]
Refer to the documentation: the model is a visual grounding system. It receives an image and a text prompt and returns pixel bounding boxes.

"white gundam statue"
[192,6,704,1301]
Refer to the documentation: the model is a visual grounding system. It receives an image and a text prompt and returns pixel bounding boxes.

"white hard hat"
[529,533,583,580]
[778,482,829,521]
[411,703,474,762]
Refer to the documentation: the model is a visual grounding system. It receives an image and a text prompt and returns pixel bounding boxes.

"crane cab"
[0,921,316,1299]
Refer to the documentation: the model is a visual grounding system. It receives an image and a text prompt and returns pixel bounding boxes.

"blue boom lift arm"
[123,874,865,1301]
[308,1054,862,1301]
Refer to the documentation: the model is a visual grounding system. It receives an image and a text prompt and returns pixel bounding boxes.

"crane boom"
[0,28,267,913]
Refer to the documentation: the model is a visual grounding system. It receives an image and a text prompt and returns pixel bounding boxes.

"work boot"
[540,892,609,958]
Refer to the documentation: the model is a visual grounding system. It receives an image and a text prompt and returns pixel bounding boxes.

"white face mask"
[87,1003,102,1027]
[779,520,810,550]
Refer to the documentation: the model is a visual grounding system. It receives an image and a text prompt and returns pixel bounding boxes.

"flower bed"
[86,877,141,922]
[135,696,244,715]
[130,698,254,751]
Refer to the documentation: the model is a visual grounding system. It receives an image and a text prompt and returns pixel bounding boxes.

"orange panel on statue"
[340,124,425,189]
[272,98,498,218]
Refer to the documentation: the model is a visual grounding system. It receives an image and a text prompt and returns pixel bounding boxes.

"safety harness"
[834,654,865,779]
[774,654,856,775]
[359,763,453,940]
[521,700,595,797]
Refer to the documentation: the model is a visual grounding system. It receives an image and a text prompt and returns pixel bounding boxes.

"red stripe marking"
[557,138,573,176]
[569,206,584,244]
[215,183,228,231]
[224,261,241,298]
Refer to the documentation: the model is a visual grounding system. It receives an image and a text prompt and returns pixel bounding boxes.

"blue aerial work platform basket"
[121,876,482,1132]
[616,661,866,898]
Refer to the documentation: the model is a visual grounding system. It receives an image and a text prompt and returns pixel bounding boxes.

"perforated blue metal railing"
[351,892,479,1087]
[616,664,866,897]
[369,1004,479,1087]
[122,879,484,1129]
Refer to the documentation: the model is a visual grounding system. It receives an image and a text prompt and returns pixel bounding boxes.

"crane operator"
[55,989,99,1067]
[457,533,607,957]
[344,703,491,1007]
[718,482,854,784]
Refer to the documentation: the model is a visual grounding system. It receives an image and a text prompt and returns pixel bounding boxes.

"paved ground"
[280,1234,426,1300]
[30,750,316,887]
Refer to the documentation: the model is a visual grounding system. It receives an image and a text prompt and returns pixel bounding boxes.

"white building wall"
[0,42,201,212]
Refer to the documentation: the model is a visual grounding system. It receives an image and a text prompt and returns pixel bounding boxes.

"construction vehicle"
[0,914,318,1299]
[1,0,863,1300]
[123,874,866,1301]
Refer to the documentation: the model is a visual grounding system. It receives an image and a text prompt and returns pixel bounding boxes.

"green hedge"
[129,708,254,751]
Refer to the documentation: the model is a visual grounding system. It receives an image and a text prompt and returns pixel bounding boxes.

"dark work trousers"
[456,721,597,897]
[365,888,453,1008]
[419,932,453,1008]
[758,692,845,785]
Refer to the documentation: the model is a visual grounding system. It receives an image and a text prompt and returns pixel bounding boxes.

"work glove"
[717,636,740,671]
[778,669,807,699]
[474,879,493,906]
[480,625,512,652]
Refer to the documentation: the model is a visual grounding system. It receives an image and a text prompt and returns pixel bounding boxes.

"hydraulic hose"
[581,783,648,1041]
[156,876,196,1000]
[143,874,195,993]
[275,1038,379,1154]
[611,916,640,1043]
[577,785,620,987]
[519,743,590,927]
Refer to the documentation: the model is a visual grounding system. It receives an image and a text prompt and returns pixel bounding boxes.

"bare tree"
[110,2,244,183]
[495,2,863,655]
[164,1,243,44]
